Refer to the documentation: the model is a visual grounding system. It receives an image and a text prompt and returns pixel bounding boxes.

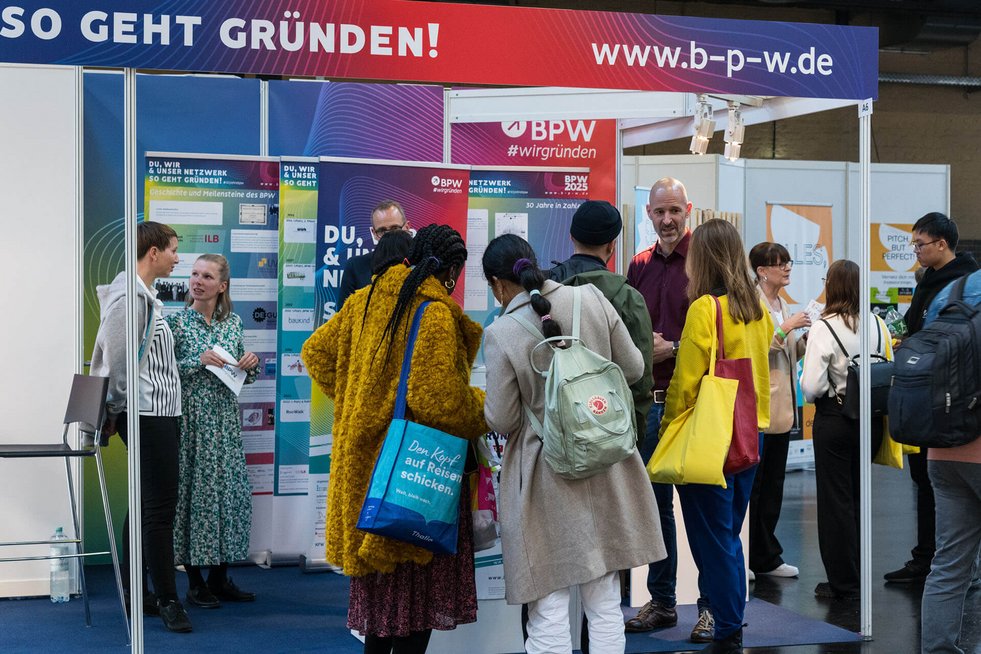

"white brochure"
[206,344,246,396]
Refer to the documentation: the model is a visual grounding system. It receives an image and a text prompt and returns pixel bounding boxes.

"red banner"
[0,1,878,99]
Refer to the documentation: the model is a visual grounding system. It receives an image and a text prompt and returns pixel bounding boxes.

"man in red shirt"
[625,177,712,644]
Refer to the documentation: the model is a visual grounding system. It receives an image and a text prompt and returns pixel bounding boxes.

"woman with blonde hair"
[167,254,260,609]
[660,219,772,654]
[746,242,809,580]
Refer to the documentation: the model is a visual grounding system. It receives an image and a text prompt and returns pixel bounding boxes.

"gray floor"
[726,465,980,654]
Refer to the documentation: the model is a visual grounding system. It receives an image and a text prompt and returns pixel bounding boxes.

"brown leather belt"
[653,389,667,404]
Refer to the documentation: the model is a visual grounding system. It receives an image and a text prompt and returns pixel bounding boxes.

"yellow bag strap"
[707,295,719,376]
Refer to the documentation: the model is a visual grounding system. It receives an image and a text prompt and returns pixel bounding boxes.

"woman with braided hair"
[481,233,665,654]
[303,224,487,654]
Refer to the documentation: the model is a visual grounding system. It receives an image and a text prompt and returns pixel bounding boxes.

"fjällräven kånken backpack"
[509,286,636,480]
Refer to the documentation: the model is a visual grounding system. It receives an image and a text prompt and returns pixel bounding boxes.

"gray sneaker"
[689,608,715,643]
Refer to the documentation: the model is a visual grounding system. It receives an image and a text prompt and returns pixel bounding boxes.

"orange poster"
[871,222,917,309]
[765,203,833,310]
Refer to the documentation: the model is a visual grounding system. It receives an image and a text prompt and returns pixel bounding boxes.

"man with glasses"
[337,200,410,310]
[884,212,977,585]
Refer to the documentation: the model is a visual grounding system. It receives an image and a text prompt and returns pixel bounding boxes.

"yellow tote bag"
[873,418,919,468]
[647,303,735,488]
[646,375,737,488]
[873,420,903,469]
[871,326,919,466]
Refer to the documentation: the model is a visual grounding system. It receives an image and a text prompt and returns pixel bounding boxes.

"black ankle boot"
[702,627,743,653]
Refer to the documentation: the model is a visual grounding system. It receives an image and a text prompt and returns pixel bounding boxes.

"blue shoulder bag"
[356,301,467,554]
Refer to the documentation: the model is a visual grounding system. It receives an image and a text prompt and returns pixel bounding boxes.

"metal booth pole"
[858,98,873,641]
[123,66,144,654]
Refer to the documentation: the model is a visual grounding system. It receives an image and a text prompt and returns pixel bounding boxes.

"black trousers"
[118,414,180,600]
[749,432,790,573]
[907,448,936,565]
[812,398,882,596]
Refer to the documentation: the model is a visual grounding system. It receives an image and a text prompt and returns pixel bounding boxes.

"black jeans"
[749,432,790,573]
[812,398,882,596]
[118,413,180,600]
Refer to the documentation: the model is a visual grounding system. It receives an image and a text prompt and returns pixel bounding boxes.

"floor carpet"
[0,564,861,653]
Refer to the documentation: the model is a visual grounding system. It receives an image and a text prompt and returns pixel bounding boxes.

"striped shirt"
[138,281,181,417]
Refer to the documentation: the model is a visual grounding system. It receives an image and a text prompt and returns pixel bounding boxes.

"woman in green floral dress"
[167,254,260,609]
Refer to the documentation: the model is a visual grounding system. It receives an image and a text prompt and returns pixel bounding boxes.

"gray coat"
[483,281,666,604]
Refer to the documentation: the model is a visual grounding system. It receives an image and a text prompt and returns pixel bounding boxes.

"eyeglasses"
[911,239,940,252]
[372,223,407,237]
[768,261,793,270]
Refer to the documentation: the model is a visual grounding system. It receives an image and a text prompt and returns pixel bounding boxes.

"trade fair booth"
[0,2,888,652]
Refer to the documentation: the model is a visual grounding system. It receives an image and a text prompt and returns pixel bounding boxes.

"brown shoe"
[689,608,715,643]
[624,600,678,632]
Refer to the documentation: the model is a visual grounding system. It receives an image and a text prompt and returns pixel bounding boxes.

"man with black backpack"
[884,212,978,585]
[917,268,981,654]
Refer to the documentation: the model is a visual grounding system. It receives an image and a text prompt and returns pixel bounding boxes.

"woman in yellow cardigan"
[659,220,772,654]
[302,224,488,654]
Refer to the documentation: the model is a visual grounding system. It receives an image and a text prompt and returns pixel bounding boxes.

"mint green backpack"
[509,286,637,480]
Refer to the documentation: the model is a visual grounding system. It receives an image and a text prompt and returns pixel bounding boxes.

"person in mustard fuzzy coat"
[302,224,487,654]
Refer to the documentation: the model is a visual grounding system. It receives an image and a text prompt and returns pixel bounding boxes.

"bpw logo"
[431,175,464,194]
[565,175,588,192]
[431,175,463,189]
[500,120,596,142]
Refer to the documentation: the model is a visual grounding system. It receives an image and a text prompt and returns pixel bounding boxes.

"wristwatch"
[671,341,680,357]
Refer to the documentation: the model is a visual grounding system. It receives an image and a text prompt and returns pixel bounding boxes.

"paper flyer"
[206,344,246,396]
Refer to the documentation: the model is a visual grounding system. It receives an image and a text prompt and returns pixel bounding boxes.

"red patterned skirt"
[347,480,478,638]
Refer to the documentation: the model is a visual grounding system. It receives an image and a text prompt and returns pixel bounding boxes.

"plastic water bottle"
[49,527,70,603]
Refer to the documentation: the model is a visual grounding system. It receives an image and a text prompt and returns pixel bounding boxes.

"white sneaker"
[759,563,799,578]
[748,569,756,582]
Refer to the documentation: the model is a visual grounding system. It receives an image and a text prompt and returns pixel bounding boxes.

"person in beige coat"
[481,234,666,654]
[747,242,809,580]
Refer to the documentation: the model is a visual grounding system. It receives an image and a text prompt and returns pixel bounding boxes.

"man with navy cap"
[548,199,654,438]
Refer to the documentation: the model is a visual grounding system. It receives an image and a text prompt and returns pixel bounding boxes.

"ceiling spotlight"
[724,101,745,161]
[689,95,715,156]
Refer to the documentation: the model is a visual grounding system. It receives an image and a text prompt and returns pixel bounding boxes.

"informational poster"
[766,203,833,312]
[465,167,590,599]
[276,159,319,498]
[452,120,618,215]
[315,159,471,324]
[304,158,471,562]
[145,153,280,495]
[871,222,917,314]
[465,167,591,332]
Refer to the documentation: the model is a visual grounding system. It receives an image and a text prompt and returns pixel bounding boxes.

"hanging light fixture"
[689,94,714,155]
[724,101,745,161]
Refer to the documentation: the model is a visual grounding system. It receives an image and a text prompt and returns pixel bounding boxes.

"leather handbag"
[820,317,893,420]
[712,296,761,475]
[356,301,467,555]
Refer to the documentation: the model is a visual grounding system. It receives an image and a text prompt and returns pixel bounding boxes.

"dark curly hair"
[375,224,467,362]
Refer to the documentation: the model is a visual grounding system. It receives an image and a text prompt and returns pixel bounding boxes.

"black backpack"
[888,276,981,448]
[820,317,893,420]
